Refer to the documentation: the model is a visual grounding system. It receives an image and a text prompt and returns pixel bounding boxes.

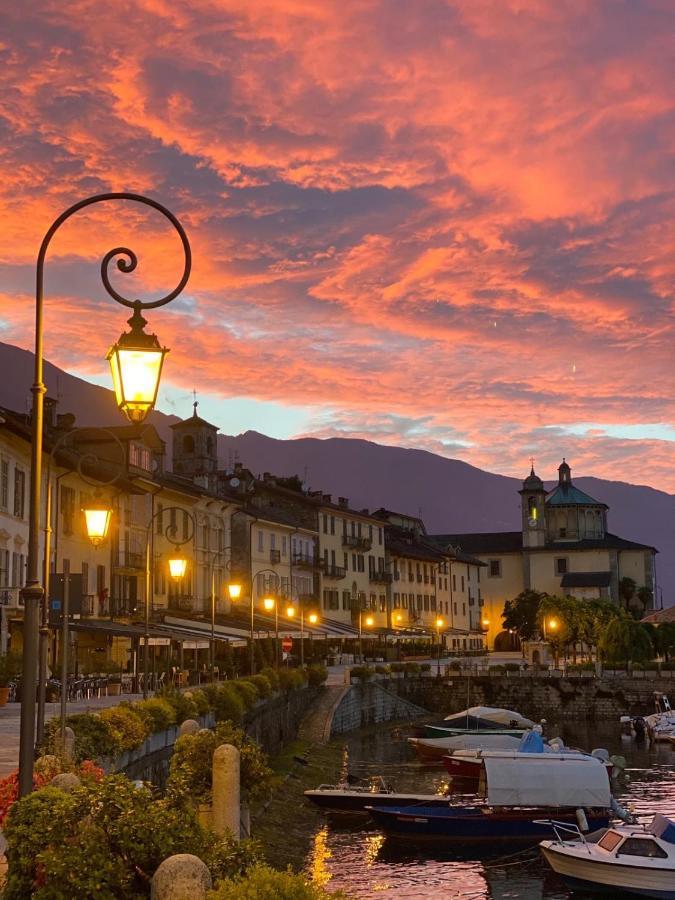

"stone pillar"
[178,719,200,737]
[63,726,75,762]
[151,854,212,900]
[212,743,240,840]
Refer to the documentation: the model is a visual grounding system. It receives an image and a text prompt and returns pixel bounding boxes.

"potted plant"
[0,652,21,706]
[105,660,123,696]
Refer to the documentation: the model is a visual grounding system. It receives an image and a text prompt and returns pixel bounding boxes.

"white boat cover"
[444,706,535,729]
[413,733,523,751]
[484,755,611,808]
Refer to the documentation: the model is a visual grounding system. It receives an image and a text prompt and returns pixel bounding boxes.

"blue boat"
[367,752,614,845]
[367,803,610,843]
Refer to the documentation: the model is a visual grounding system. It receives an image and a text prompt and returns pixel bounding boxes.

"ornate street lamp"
[20,193,190,797]
[107,309,169,424]
[168,554,188,580]
[82,493,113,548]
[228,582,242,600]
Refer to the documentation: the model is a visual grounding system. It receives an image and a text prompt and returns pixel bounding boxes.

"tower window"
[555,558,568,575]
[183,435,195,453]
[488,559,502,578]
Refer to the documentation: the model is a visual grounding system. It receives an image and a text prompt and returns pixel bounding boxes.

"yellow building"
[431,460,657,650]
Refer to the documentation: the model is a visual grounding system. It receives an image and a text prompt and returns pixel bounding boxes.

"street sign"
[140,637,171,646]
[282,636,293,653]
[181,640,210,650]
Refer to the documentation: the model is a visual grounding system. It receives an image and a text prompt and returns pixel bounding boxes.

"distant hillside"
[2,340,672,602]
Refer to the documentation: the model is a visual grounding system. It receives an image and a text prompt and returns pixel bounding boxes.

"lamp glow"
[107,309,168,424]
[548,617,559,631]
[228,582,242,600]
[436,618,444,629]
[263,596,275,611]
[82,497,112,547]
[308,613,318,625]
[286,605,296,618]
[365,615,374,627]
[169,556,187,579]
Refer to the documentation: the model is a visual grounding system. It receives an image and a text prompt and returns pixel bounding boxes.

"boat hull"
[368,805,610,844]
[541,844,675,899]
[424,724,527,739]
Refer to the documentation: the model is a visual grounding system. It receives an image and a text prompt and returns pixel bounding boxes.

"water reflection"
[306,722,675,898]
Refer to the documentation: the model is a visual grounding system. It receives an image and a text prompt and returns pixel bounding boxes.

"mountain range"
[1,340,672,604]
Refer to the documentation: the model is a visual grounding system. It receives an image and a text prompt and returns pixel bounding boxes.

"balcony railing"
[292,552,318,569]
[322,564,346,580]
[113,547,145,571]
[369,571,393,584]
[342,535,372,552]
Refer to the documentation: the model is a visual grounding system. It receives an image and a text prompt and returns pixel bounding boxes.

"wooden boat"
[540,814,675,898]
[304,777,450,814]
[423,706,535,740]
[368,753,613,845]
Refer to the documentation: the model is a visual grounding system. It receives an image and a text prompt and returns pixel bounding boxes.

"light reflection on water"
[306,723,675,898]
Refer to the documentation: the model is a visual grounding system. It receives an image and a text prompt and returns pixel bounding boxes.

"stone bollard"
[151,854,212,900]
[178,719,200,737]
[212,744,240,840]
[63,726,76,762]
[50,772,81,792]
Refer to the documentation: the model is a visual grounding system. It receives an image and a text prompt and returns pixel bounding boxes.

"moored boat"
[540,814,675,898]
[442,748,616,786]
[304,777,450,814]
[368,752,614,845]
[409,732,523,762]
[423,705,536,739]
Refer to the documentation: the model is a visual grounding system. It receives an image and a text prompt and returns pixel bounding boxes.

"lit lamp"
[394,613,403,625]
[169,554,187,580]
[107,309,168,424]
[308,613,318,625]
[228,582,242,600]
[435,617,445,675]
[286,606,295,618]
[263,596,275,612]
[82,494,112,547]
[365,615,374,628]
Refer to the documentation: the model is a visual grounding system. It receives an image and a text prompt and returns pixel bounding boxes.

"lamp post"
[542,616,559,667]
[358,610,374,663]
[436,617,445,676]
[285,604,318,668]
[39,426,124,747]
[20,192,190,797]
[254,568,282,668]
[206,546,241,681]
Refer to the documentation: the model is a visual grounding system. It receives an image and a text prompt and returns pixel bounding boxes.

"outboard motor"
[633,716,647,740]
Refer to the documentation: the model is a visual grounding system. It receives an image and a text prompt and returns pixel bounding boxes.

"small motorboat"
[423,705,535,739]
[621,693,675,744]
[409,732,523,763]
[304,776,450,814]
[368,751,615,845]
[540,813,675,898]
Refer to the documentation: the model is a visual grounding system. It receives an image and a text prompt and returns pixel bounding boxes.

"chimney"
[322,494,332,504]
[338,497,349,508]
[44,396,58,429]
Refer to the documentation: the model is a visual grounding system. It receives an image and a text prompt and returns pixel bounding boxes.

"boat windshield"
[617,838,668,859]
[598,831,623,852]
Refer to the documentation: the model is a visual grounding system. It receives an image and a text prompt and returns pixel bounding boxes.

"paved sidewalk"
[0,694,144,778]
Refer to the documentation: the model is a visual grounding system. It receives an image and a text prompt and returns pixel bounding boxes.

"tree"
[598,614,653,666]
[636,586,654,617]
[647,622,675,662]
[578,598,619,661]
[502,590,549,641]
[619,577,637,612]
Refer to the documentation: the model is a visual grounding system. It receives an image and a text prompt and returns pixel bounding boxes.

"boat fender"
[575,808,589,832]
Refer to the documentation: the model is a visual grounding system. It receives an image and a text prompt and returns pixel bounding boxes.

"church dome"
[522,465,544,491]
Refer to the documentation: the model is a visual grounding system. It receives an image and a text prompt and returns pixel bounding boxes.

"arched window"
[183,435,195,453]
[528,497,537,520]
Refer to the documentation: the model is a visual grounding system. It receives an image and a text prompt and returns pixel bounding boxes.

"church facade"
[430,460,657,651]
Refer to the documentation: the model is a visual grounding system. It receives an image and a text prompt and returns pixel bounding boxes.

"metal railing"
[342,535,372,551]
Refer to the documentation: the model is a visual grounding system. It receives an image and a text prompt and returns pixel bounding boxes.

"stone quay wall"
[389,674,674,721]
[330,682,428,736]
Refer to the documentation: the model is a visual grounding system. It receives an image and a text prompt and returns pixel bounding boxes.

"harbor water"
[305,723,675,898]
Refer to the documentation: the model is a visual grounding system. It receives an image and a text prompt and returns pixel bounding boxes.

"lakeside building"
[429,461,657,651]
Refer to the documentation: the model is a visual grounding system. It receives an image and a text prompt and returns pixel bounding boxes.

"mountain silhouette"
[2,340,671,605]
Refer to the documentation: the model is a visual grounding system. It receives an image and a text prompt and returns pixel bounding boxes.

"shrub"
[390,662,404,673]
[277,668,306,691]
[4,776,260,898]
[350,666,373,681]
[505,663,521,672]
[191,688,211,716]
[374,664,390,675]
[134,698,177,733]
[306,664,327,687]
[167,722,272,804]
[212,683,246,723]
[42,713,116,763]
[155,687,199,724]
[259,667,280,691]
[244,674,273,698]
[404,662,421,675]
[420,663,431,673]
[100,706,149,753]
[230,680,259,709]
[490,665,506,674]
[208,863,345,899]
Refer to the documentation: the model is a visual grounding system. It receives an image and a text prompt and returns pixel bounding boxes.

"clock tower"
[519,464,546,549]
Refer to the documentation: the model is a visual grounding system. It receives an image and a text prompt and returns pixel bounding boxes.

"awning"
[66,619,243,645]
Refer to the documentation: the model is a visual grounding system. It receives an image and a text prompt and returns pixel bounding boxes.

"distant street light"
[20,193,190,796]
[436,617,445,676]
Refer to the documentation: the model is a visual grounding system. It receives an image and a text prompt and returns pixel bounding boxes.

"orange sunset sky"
[1,1,674,489]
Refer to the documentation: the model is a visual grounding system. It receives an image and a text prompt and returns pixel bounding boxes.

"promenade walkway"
[0,694,143,778]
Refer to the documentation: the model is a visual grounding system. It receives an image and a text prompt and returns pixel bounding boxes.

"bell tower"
[519,462,546,549]
[170,398,219,489]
